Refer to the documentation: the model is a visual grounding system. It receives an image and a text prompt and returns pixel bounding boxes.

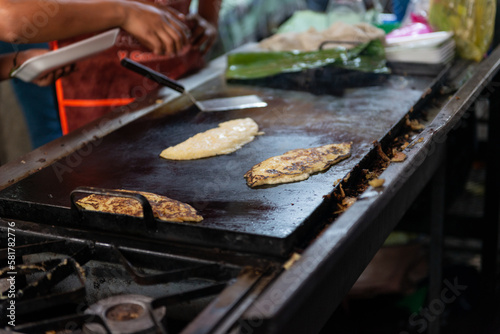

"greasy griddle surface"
[0,76,433,249]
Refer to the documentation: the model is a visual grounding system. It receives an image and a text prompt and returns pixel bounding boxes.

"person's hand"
[121,1,191,56]
[15,49,74,87]
[185,13,217,56]
[32,64,75,87]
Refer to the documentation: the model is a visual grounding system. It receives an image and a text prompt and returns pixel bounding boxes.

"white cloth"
[259,22,386,51]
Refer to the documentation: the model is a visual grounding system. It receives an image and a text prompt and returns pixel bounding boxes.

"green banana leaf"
[226,39,390,80]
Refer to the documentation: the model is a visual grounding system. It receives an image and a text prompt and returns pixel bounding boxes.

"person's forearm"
[0,0,130,43]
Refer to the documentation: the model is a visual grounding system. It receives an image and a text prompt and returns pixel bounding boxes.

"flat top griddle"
[0,75,435,256]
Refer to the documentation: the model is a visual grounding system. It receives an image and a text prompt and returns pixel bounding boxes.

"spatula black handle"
[120,57,185,94]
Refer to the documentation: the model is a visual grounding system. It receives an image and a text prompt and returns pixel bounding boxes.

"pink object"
[410,12,428,24]
[386,22,433,40]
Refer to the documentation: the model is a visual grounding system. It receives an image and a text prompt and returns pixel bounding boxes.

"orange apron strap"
[50,40,135,134]
[62,98,135,107]
[50,40,71,135]
[54,79,69,135]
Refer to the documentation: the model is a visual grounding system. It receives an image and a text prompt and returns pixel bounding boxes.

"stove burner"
[83,295,166,334]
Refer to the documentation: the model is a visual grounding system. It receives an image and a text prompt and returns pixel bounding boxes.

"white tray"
[385,39,456,64]
[11,28,120,82]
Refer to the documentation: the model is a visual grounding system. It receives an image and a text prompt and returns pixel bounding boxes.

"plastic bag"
[428,0,496,61]
[399,0,430,25]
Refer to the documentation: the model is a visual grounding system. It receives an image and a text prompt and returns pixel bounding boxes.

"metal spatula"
[120,58,267,112]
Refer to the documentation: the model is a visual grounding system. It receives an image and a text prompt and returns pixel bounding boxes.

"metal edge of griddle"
[237,47,500,334]
[0,196,294,258]
[382,61,452,146]
[0,218,281,268]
